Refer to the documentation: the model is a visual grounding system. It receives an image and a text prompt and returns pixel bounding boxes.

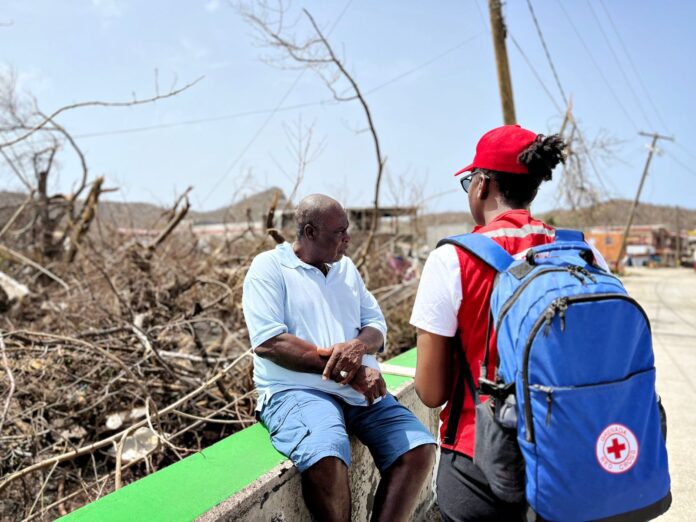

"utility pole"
[488,0,516,125]
[616,131,674,271]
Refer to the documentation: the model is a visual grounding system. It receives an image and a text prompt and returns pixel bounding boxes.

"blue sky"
[2,0,695,216]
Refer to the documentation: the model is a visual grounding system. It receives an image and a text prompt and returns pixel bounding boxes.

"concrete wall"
[197,379,439,522]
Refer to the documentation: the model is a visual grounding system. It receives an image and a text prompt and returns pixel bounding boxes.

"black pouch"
[473,395,525,503]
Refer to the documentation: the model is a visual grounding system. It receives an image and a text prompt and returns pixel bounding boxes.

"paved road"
[622,268,696,521]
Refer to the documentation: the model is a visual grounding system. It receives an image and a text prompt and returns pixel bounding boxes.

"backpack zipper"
[531,385,554,425]
[496,265,618,327]
[496,267,567,325]
[522,293,651,443]
[543,297,568,335]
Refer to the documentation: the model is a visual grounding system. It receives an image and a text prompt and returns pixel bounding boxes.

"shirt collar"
[472,209,533,232]
[276,242,304,269]
[276,242,333,273]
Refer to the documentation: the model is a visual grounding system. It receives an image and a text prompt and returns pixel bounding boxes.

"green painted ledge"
[60,347,419,522]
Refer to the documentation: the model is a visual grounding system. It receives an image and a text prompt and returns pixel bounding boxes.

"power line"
[62,35,478,144]
[525,0,568,106]
[71,101,332,139]
[508,32,563,114]
[472,0,488,28]
[362,36,480,97]
[585,0,654,130]
[555,0,640,132]
[201,0,355,205]
[597,0,670,134]
[674,141,696,163]
[518,1,616,196]
[667,150,696,178]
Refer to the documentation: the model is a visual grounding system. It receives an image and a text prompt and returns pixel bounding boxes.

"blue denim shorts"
[259,389,435,473]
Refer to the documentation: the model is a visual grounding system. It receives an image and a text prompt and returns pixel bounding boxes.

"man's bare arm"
[356,325,384,355]
[319,326,384,383]
[254,333,327,374]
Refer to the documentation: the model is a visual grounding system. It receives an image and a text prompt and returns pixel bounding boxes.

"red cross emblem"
[596,424,639,474]
[607,438,627,460]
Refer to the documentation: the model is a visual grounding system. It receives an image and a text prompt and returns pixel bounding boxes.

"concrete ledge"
[60,349,438,521]
[200,378,438,521]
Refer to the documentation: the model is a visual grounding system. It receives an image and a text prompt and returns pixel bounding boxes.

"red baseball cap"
[454,124,538,176]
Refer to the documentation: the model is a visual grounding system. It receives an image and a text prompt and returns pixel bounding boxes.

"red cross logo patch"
[596,424,639,474]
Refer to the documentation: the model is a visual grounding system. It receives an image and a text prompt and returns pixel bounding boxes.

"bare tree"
[275,116,326,213]
[240,1,386,267]
[0,71,201,264]
[554,102,621,220]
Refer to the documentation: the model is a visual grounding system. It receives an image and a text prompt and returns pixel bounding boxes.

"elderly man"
[243,194,435,522]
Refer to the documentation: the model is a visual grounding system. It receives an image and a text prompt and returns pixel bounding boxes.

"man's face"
[312,206,351,263]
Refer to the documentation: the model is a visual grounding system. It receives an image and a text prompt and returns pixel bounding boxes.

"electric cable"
[525,0,568,106]
[585,0,654,130]
[555,0,640,132]
[597,0,671,134]
[201,0,355,205]
[508,32,563,114]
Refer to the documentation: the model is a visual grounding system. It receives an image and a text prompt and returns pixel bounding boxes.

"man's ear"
[304,223,317,241]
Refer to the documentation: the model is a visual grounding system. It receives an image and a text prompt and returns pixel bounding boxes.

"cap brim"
[454,163,475,177]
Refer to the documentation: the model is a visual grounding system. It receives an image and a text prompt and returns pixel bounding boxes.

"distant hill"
[189,187,287,224]
[420,200,696,231]
[3,190,693,233]
[0,188,289,230]
[540,199,696,230]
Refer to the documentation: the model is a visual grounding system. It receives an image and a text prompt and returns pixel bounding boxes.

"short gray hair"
[295,194,343,240]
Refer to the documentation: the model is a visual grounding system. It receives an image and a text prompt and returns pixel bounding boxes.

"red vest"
[440,210,555,457]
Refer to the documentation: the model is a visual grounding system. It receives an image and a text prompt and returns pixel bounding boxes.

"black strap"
[443,333,479,445]
[482,311,493,379]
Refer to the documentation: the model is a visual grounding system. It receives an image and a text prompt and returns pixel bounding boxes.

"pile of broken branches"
[0,208,269,519]
[0,198,420,520]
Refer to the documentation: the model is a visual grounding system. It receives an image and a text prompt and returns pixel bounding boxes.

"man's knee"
[304,456,348,477]
[393,444,436,474]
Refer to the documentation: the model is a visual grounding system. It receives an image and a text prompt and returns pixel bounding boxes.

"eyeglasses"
[459,171,488,193]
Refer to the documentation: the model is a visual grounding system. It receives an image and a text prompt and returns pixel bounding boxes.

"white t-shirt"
[409,244,610,337]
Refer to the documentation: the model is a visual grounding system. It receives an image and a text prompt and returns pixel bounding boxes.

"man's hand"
[317,339,367,385]
[348,366,387,405]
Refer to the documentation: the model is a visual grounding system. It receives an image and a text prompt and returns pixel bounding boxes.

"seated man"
[243,194,435,522]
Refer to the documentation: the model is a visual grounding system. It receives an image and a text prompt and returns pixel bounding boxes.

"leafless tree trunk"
[240,2,386,268]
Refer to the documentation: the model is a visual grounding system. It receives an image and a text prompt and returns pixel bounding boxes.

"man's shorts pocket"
[261,394,311,457]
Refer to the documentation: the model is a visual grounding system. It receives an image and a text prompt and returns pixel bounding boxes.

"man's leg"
[259,390,353,521]
[301,456,351,522]
[344,394,437,522]
[371,444,435,521]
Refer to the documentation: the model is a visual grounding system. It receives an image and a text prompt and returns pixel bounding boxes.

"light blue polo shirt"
[242,242,387,408]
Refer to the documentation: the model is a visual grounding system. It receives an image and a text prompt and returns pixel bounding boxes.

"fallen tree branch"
[0,336,15,434]
[0,244,69,290]
[65,176,104,263]
[148,189,192,252]
[0,349,252,494]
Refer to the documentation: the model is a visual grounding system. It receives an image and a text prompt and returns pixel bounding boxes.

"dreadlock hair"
[484,133,567,208]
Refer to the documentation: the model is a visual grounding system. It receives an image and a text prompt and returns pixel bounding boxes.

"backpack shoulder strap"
[436,234,512,447]
[437,233,515,273]
[554,228,585,243]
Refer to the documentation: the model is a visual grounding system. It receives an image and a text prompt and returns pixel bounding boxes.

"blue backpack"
[438,229,671,522]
